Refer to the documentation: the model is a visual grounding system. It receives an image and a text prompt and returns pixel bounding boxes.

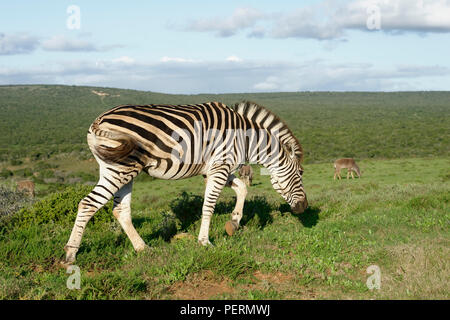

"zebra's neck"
[243,123,287,175]
[234,101,303,166]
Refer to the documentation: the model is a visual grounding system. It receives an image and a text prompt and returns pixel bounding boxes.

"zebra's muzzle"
[292,196,308,214]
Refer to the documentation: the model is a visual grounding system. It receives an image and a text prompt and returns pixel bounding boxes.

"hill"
[1,85,449,163]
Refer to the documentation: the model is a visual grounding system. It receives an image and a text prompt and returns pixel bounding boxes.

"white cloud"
[1,58,449,93]
[0,33,39,55]
[226,55,243,62]
[160,56,199,63]
[183,0,450,40]
[253,76,281,90]
[341,0,450,33]
[41,35,98,52]
[0,33,124,55]
[39,35,124,52]
[111,56,135,64]
[185,7,265,37]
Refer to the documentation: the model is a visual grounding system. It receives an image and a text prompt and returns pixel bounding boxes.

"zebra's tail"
[89,121,137,163]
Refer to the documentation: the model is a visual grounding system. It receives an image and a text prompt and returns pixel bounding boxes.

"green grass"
[0,157,448,299]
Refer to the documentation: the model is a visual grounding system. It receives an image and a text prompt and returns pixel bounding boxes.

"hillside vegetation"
[1,85,449,163]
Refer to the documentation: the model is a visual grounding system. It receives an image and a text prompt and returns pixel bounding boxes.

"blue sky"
[1,0,449,93]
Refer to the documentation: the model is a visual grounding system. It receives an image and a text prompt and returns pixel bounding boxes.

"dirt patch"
[172,232,195,242]
[169,271,234,299]
[253,271,294,284]
[169,269,322,299]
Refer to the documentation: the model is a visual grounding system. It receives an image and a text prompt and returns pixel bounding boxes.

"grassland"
[0,85,448,300]
[0,157,448,299]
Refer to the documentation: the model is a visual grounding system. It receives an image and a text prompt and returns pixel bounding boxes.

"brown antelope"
[16,180,35,197]
[238,165,254,187]
[333,158,361,180]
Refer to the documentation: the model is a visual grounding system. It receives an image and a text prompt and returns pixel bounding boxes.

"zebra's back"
[89,102,247,180]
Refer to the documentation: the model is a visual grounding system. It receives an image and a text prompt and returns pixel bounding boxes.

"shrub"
[12,168,33,177]
[9,159,23,166]
[170,192,203,230]
[8,185,113,229]
[153,211,178,241]
[39,169,55,179]
[0,186,32,218]
[0,169,13,179]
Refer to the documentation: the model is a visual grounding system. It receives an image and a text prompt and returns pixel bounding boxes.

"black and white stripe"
[63,101,307,264]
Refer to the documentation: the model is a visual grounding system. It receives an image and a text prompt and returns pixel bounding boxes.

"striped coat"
[63,101,307,265]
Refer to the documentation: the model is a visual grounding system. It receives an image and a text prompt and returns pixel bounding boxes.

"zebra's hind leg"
[225,174,247,236]
[62,172,124,266]
[112,181,147,252]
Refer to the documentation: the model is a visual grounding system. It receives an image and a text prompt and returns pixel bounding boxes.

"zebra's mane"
[233,101,303,163]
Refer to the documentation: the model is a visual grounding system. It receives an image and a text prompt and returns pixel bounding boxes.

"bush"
[0,169,13,179]
[0,186,32,218]
[170,192,203,230]
[8,185,114,229]
[12,168,33,178]
[153,211,178,241]
[9,159,23,166]
[39,169,55,179]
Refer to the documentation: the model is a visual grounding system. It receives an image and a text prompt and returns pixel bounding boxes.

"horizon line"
[0,83,449,95]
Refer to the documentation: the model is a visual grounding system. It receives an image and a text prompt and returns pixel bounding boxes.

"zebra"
[62,101,308,265]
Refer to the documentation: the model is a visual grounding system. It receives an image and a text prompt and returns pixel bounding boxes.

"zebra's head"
[354,165,361,177]
[270,143,308,214]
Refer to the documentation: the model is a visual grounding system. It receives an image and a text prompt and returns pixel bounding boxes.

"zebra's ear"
[281,143,296,159]
[288,144,296,159]
[291,145,296,159]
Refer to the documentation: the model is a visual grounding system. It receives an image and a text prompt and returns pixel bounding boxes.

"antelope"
[16,180,35,197]
[333,158,361,180]
[238,165,254,187]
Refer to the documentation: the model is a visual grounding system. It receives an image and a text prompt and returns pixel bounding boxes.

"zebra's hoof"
[60,256,76,269]
[225,220,239,236]
[135,243,149,253]
[198,239,214,247]
[61,246,77,268]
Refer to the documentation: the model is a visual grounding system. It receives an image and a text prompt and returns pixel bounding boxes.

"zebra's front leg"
[112,181,147,252]
[198,166,230,246]
[225,174,247,236]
